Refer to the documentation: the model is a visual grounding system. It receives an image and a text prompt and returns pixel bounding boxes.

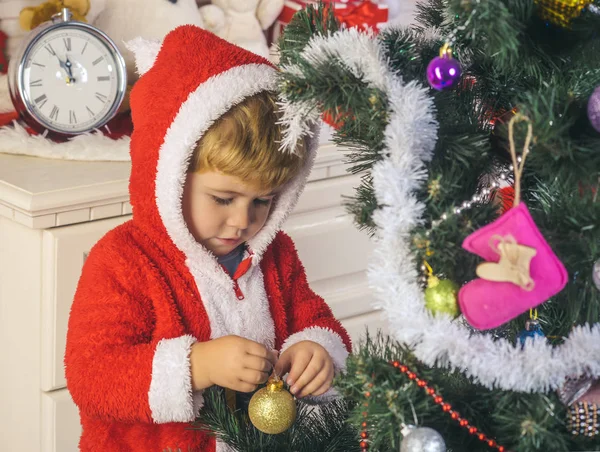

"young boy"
[64,25,351,452]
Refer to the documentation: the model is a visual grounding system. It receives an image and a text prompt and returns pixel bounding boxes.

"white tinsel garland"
[282,26,600,392]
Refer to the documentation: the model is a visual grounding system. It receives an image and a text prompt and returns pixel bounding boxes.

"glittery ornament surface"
[567,401,599,437]
[534,0,593,27]
[248,377,296,435]
[518,318,545,348]
[400,427,446,452]
[593,259,600,290]
[424,277,460,317]
[589,87,600,133]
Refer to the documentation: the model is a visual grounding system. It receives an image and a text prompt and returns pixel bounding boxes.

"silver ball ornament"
[400,427,446,452]
[593,260,600,291]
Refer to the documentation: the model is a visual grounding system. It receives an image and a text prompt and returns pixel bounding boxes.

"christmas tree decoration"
[517,316,546,348]
[400,426,446,452]
[558,376,595,405]
[534,0,593,27]
[248,376,297,435]
[588,87,600,133]
[567,401,599,437]
[423,262,460,318]
[593,259,600,291]
[459,115,568,330]
[426,43,462,91]
[390,361,506,451]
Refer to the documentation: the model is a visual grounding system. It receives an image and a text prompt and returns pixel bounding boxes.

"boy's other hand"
[274,341,334,398]
[191,336,278,393]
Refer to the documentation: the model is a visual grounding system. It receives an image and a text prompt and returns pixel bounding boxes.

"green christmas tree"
[274,1,600,452]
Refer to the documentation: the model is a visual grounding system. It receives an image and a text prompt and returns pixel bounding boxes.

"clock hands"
[56,54,76,84]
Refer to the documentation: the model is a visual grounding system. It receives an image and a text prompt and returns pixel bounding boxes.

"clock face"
[19,25,125,134]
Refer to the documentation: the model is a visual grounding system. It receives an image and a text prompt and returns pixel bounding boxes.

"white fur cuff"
[149,335,201,423]
[280,326,349,373]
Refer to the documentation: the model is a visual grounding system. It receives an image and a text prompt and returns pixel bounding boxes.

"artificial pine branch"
[192,387,360,452]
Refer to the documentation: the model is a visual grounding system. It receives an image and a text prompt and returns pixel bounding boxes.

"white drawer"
[341,310,389,346]
[312,271,375,320]
[41,216,131,392]
[284,209,372,284]
[293,174,361,215]
[41,389,81,452]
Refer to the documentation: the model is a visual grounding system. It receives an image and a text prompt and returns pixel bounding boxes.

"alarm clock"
[8,8,127,136]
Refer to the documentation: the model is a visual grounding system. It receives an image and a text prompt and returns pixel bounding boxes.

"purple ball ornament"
[427,43,462,91]
[588,86,600,133]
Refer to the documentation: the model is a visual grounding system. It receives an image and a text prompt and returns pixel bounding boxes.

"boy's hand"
[191,336,278,393]
[274,340,334,398]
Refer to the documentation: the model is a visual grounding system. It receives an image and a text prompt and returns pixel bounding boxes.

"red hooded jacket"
[64,26,351,452]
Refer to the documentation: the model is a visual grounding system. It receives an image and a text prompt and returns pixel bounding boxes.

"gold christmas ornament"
[534,0,593,27]
[248,376,297,435]
[423,262,460,319]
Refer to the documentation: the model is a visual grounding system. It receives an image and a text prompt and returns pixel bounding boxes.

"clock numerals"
[97,76,110,82]
[32,62,45,68]
[34,94,48,109]
[44,44,55,56]
[30,79,43,88]
[95,92,108,103]
[63,37,72,52]
[49,105,60,121]
[69,110,77,125]
[86,106,95,117]
[92,56,104,66]
[81,41,88,55]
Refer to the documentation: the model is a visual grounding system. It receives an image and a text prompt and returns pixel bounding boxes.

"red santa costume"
[64,25,351,452]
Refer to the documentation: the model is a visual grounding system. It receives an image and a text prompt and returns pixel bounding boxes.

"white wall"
[387,0,419,27]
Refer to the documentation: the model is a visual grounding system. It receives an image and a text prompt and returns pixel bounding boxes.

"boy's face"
[182,171,276,256]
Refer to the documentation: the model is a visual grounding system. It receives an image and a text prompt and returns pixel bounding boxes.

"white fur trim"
[0,120,131,161]
[281,326,349,373]
[149,335,199,423]
[192,264,276,348]
[216,442,237,452]
[125,37,162,76]
[155,63,316,284]
[0,74,14,113]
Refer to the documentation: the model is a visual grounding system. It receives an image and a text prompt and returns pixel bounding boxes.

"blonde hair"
[188,92,305,191]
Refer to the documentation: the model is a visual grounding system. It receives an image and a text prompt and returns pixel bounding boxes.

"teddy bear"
[19,0,90,31]
[199,0,284,59]
[93,0,205,83]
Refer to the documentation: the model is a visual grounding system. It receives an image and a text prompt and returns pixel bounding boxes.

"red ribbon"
[330,1,388,32]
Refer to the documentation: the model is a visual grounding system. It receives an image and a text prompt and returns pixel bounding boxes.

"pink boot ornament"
[458,115,568,330]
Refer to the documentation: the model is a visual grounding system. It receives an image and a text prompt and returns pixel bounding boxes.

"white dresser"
[0,138,386,451]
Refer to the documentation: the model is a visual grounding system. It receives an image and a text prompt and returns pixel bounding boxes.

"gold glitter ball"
[534,0,593,27]
[424,276,460,318]
[248,376,297,435]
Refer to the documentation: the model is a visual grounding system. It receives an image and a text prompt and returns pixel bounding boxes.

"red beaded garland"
[368,360,507,452]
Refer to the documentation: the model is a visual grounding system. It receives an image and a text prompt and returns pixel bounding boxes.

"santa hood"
[126,25,318,288]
